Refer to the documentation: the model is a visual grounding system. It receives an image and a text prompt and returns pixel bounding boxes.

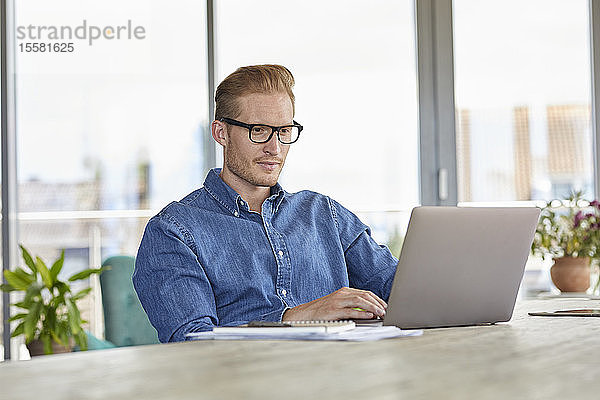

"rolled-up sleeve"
[328,198,398,301]
[133,212,218,342]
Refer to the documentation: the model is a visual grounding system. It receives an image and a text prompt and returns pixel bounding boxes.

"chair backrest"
[100,256,159,346]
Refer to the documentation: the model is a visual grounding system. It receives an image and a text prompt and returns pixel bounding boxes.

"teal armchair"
[100,256,159,346]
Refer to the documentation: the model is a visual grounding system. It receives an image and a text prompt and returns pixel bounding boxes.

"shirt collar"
[203,168,286,216]
[270,182,286,214]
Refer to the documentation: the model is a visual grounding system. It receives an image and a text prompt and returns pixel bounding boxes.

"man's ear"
[212,120,228,147]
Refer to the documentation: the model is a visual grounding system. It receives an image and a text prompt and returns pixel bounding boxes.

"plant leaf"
[24,301,42,343]
[3,270,30,290]
[20,245,37,275]
[45,305,56,326]
[50,250,65,282]
[12,301,29,310]
[65,298,82,335]
[13,267,35,286]
[40,332,53,355]
[68,267,105,282]
[22,281,43,309]
[49,293,65,310]
[59,323,69,349]
[11,321,25,338]
[35,256,54,289]
[43,307,57,344]
[0,283,15,292]
[71,287,92,301]
[8,313,27,322]
[55,281,70,296]
[49,329,63,346]
[77,330,88,351]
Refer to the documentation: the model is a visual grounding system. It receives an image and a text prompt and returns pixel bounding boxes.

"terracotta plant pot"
[26,339,72,357]
[550,256,590,293]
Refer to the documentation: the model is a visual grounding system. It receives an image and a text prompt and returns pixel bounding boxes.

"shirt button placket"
[278,250,288,298]
[275,241,290,302]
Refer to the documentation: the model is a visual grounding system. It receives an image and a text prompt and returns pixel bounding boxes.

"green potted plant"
[0,245,105,355]
[531,192,600,293]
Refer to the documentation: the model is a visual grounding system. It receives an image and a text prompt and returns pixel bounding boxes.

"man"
[134,65,398,342]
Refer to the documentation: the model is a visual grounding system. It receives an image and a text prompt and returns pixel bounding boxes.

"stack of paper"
[186,325,422,341]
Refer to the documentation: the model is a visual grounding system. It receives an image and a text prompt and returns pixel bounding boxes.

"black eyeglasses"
[220,117,303,144]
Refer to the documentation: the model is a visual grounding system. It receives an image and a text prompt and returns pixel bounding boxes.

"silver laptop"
[382,206,540,329]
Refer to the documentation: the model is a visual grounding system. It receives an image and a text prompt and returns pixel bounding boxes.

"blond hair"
[214,64,295,120]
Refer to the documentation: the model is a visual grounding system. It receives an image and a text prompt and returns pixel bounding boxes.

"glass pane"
[216,0,419,249]
[453,0,593,297]
[14,0,208,342]
[0,18,3,360]
[454,0,593,203]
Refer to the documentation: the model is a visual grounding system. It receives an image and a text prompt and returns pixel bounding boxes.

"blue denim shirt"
[133,168,398,342]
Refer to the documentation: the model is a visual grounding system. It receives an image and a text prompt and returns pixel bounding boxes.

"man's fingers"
[364,291,387,310]
[334,289,385,316]
[339,295,385,317]
[351,288,387,310]
[345,308,375,320]
[338,287,387,310]
[352,290,387,314]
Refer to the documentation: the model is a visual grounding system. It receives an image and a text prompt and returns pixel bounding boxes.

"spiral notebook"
[212,320,356,334]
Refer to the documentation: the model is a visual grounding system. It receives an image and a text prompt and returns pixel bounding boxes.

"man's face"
[222,92,293,188]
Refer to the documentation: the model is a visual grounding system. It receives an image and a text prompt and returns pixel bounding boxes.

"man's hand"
[281,287,387,321]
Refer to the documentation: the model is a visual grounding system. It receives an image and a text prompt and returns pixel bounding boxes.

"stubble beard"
[224,142,283,188]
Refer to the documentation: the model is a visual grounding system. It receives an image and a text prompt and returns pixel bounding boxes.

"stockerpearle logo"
[16,19,146,53]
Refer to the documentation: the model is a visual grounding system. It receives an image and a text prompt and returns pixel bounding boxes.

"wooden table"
[1,299,599,399]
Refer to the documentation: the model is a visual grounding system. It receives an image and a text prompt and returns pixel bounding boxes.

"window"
[453,0,593,295]
[215,0,420,253]
[453,0,593,203]
[0,22,3,358]
[14,0,209,338]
